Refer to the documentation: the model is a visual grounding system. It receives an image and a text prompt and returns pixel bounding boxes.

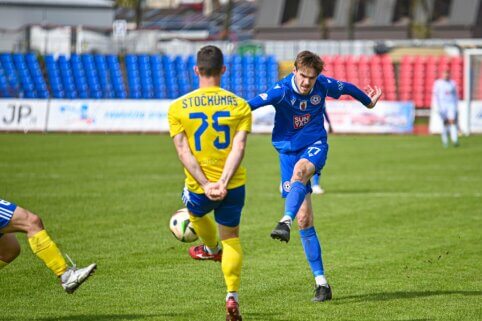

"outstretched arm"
[365,85,383,109]
[324,76,382,109]
[248,86,285,111]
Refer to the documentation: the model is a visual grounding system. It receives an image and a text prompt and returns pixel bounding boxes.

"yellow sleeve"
[168,101,184,137]
[236,99,252,132]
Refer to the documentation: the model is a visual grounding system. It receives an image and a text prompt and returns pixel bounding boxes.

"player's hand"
[328,125,334,133]
[365,85,382,109]
[204,182,227,201]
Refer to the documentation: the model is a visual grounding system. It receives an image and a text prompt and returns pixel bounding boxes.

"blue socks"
[300,227,324,277]
[284,181,307,220]
[312,173,320,186]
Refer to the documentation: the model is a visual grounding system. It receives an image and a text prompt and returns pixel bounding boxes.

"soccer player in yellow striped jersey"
[0,199,96,293]
[168,45,251,321]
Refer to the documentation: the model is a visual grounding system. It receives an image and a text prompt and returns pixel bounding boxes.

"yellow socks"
[221,237,243,292]
[188,214,243,292]
[0,259,7,270]
[28,230,67,276]
[189,214,219,249]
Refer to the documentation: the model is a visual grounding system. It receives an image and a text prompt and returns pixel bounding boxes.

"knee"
[9,242,21,262]
[297,214,313,230]
[27,212,44,232]
[0,237,21,263]
[292,162,314,184]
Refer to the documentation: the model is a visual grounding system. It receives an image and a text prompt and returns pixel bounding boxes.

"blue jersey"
[0,199,17,233]
[249,73,372,153]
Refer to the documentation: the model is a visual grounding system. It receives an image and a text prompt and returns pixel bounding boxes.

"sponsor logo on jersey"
[310,95,321,105]
[283,181,291,192]
[290,98,296,106]
[274,84,281,89]
[337,81,344,91]
[293,113,311,129]
[300,100,308,111]
[260,93,268,100]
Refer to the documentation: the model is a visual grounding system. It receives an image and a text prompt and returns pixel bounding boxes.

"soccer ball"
[169,208,198,243]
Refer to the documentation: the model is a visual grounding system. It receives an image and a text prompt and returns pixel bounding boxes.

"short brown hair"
[294,51,324,74]
[196,45,224,77]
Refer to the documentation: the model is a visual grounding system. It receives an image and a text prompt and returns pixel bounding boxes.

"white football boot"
[312,185,325,195]
[61,255,97,294]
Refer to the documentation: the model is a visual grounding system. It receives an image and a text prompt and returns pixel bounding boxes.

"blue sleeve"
[248,85,285,111]
[324,76,372,106]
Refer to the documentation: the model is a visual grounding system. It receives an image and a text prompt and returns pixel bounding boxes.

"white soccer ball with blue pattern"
[169,208,198,243]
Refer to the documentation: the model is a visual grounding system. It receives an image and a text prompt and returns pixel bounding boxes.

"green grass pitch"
[0,133,481,321]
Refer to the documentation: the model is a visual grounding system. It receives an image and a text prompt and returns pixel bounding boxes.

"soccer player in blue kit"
[248,51,382,301]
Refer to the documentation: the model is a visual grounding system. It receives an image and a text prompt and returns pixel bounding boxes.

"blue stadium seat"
[26,53,49,98]
[58,55,77,98]
[151,55,166,98]
[125,54,142,98]
[45,54,65,98]
[71,54,89,98]
[0,53,21,97]
[82,54,102,99]
[106,54,127,98]
[95,55,115,98]
[0,52,279,100]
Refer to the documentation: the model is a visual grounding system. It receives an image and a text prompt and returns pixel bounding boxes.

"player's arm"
[219,130,248,189]
[324,76,382,109]
[172,132,211,191]
[248,85,285,111]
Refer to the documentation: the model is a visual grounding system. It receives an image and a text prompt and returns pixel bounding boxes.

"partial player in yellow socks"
[221,237,242,292]
[28,230,67,276]
[0,199,97,293]
[189,213,220,251]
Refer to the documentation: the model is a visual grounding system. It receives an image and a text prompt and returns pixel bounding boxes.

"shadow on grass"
[9,314,176,321]
[334,290,482,304]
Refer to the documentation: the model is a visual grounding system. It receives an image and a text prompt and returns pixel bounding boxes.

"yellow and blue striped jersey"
[168,86,252,194]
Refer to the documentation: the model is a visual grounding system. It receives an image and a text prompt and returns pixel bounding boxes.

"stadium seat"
[82,54,102,99]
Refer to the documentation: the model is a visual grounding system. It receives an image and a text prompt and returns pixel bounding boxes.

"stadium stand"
[399,55,463,108]
[0,51,473,109]
[322,55,397,101]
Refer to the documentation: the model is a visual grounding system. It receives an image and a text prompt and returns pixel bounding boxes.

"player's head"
[195,45,226,78]
[441,69,450,80]
[293,51,324,95]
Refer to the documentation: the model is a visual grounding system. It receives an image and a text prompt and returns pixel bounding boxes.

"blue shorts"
[279,139,329,198]
[0,199,17,237]
[181,185,245,227]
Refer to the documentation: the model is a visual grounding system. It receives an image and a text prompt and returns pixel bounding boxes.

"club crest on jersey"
[300,100,308,111]
[293,113,311,129]
[310,95,321,105]
[283,181,291,192]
